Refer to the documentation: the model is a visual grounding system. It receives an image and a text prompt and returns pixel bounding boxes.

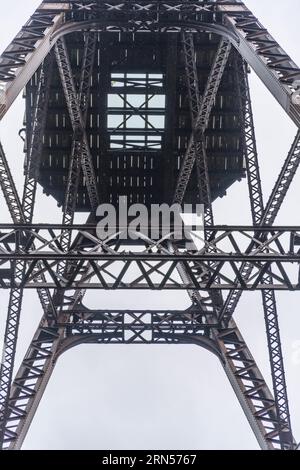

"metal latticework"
[54,37,99,212]
[173,38,232,215]
[0,0,299,451]
[233,56,293,448]
[57,32,97,276]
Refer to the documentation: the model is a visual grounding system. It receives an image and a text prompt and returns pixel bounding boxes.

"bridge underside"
[25,31,245,210]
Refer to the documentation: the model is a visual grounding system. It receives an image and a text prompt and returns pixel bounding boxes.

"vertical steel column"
[2,232,96,449]
[172,40,285,448]
[175,251,284,450]
[234,57,293,448]
[0,143,24,444]
[0,57,54,448]
[0,141,26,448]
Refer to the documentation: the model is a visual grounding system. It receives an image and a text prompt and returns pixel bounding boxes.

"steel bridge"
[0,0,300,450]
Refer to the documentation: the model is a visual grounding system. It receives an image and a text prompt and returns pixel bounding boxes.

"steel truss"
[58,31,97,276]
[220,130,300,323]
[233,55,293,444]
[174,37,231,216]
[54,36,99,212]
[180,32,228,313]
[0,57,56,442]
[0,225,299,291]
[1,1,300,124]
[0,305,287,450]
[0,0,299,452]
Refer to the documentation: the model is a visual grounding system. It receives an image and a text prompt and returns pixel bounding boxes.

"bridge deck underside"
[25,31,246,210]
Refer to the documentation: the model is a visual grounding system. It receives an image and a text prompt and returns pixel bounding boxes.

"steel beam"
[182,31,201,126]
[220,131,300,323]
[0,303,220,449]
[214,319,295,449]
[0,146,26,446]
[0,61,55,446]
[173,243,289,449]
[234,57,293,448]
[25,54,54,180]
[217,1,300,127]
[1,252,90,451]
[2,315,66,449]
[0,225,299,290]
[262,130,300,226]
[261,287,293,447]
[2,311,294,450]
[1,212,101,449]
[173,39,231,208]
[181,33,224,313]
[181,30,213,225]
[58,32,97,276]
[220,57,300,323]
[0,2,70,120]
[22,56,53,223]
[2,297,285,450]
[1,1,300,126]
[0,143,23,222]
[235,56,264,225]
[54,37,99,211]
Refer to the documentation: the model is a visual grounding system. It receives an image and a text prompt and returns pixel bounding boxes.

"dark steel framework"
[0,0,300,450]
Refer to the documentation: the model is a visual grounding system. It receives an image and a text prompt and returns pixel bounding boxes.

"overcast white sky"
[0,0,300,450]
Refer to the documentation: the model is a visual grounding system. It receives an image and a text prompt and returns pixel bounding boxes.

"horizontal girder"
[0,225,299,290]
[56,307,222,350]
[1,1,300,127]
